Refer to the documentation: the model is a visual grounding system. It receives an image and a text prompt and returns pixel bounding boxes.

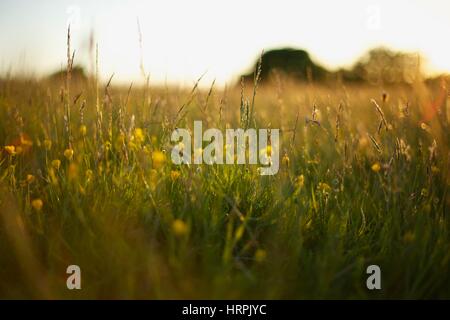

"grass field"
[0,56,449,299]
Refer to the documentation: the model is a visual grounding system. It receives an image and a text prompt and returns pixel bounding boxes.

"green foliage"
[0,75,449,299]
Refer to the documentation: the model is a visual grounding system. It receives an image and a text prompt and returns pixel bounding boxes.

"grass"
[0,41,449,299]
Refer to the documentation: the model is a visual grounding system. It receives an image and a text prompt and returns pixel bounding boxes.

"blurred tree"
[344,47,422,85]
[241,48,330,84]
[48,66,87,83]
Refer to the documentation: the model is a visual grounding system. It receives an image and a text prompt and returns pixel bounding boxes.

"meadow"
[0,52,449,299]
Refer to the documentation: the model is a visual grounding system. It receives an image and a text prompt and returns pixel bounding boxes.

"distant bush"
[47,65,88,83]
[343,47,422,85]
[240,48,329,84]
[242,47,424,86]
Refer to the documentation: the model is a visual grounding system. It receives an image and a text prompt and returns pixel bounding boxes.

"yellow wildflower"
[64,148,74,160]
[51,159,61,170]
[43,139,52,150]
[31,199,43,211]
[170,170,181,181]
[371,162,381,172]
[358,137,369,149]
[420,122,430,132]
[68,163,78,180]
[296,174,305,189]
[318,182,331,194]
[282,153,290,166]
[85,169,94,181]
[20,134,33,147]
[152,150,166,169]
[172,219,188,237]
[4,145,15,155]
[421,188,428,197]
[26,174,35,184]
[134,128,145,144]
[104,141,112,151]
[79,125,87,136]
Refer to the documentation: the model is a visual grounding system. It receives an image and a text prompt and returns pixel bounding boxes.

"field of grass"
[0,62,449,299]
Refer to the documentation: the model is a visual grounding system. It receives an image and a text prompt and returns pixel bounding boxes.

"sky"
[0,0,449,87]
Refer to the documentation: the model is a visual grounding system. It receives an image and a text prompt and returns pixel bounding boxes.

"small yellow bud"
[86,169,94,181]
[134,128,145,143]
[152,150,166,169]
[51,159,61,170]
[170,170,181,181]
[79,125,87,136]
[43,139,52,150]
[68,163,78,180]
[371,162,381,172]
[296,174,305,189]
[26,174,35,184]
[282,154,290,166]
[318,182,331,194]
[64,148,74,160]
[31,198,43,211]
[172,219,188,237]
[4,145,15,155]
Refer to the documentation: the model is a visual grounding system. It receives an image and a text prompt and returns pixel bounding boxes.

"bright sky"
[0,0,449,86]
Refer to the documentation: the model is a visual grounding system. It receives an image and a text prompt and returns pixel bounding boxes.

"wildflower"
[31,198,43,211]
[295,174,305,189]
[318,182,331,194]
[104,141,112,151]
[43,139,52,150]
[20,134,33,147]
[134,128,145,144]
[282,153,290,166]
[4,145,15,155]
[371,162,381,172]
[85,169,94,181]
[64,148,74,160]
[358,136,369,149]
[170,170,181,181]
[254,249,267,263]
[51,159,61,170]
[79,125,87,136]
[26,174,35,184]
[68,163,78,180]
[420,122,431,133]
[421,188,428,197]
[172,219,188,237]
[152,150,166,169]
